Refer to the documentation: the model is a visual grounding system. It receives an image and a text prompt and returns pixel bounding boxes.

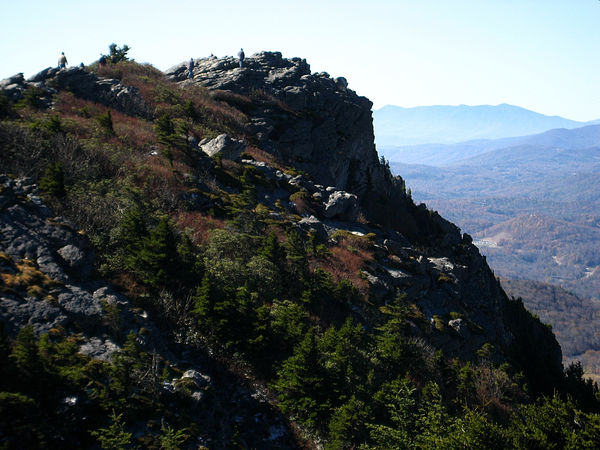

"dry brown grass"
[97,61,164,103]
[54,92,156,149]
[96,62,248,136]
[173,211,225,245]
[1,258,61,298]
[112,112,155,149]
[244,145,285,170]
[325,246,370,291]
[54,92,105,117]
[313,232,375,292]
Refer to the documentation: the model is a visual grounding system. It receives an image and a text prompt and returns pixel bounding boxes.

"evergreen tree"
[368,376,417,448]
[120,205,148,272]
[193,272,214,329]
[96,110,115,135]
[136,216,178,288]
[10,325,41,376]
[285,228,308,282]
[274,328,330,429]
[108,43,130,63]
[155,113,176,147]
[39,162,66,198]
[415,382,452,448]
[260,231,286,270]
[319,318,369,402]
[327,396,370,449]
[90,411,133,449]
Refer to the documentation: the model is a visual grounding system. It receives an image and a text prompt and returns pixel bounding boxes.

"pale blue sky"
[1,0,599,121]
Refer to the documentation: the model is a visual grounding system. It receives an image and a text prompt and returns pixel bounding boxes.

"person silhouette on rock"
[237,48,245,68]
[188,58,194,79]
[58,52,68,69]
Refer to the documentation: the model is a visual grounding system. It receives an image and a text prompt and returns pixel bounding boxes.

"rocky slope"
[0,52,574,446]
[1,50,564,379]
[166,51,561,366]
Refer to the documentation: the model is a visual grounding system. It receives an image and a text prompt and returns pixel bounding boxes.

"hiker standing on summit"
[237,48,245,68]
[188,58,194,79]
[58,52,68,69]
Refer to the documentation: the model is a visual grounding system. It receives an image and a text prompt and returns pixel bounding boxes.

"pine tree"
[285,228,307,281]
[10,325,40,376]
[90,411,133,449]
[121,205,147,271]
[136,216,178,288]
[260,231,286,270]
[327,396,370,449]
[193,273,214,329]
[39,162,66,198]
[274,328,330,428]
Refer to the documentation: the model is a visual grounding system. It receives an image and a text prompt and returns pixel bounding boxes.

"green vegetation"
[0,57,599,447]
[39,162,66,198]
[108,43,131,64]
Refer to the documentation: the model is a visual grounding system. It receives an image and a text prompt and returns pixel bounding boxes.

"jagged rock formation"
[0,51,565,371]
[241,158,561,366]
[167,51,564,375]
[1,66,150,117]
[167,52,401,202]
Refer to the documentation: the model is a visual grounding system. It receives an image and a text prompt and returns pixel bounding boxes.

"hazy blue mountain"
[381,123,600,166]
[374,103,597,148]
[450,124,600,167]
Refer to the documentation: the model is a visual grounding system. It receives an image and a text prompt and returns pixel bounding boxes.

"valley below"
[384,123,600,374]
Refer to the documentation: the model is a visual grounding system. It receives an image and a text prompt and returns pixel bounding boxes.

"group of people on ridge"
[59,47,247,76]
[186,48,246,79]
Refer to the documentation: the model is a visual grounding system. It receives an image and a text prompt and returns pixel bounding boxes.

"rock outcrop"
[1,66,151,117]
[0,176,161,356]
[0,52,565,411]
[239,158,562,364]
[167,52,402,203]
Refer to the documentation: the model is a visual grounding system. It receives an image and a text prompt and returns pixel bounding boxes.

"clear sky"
[1,0,599,121]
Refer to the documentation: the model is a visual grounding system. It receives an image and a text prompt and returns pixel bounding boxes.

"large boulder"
[323,190,359,221]
[200,134,246,160]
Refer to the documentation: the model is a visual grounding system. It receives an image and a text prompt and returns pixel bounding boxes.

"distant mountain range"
[381,123,600,166]
[374,103,599,149]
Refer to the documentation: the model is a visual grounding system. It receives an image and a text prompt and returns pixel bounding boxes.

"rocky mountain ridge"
[0,49,564,383]
[0,52,581,447]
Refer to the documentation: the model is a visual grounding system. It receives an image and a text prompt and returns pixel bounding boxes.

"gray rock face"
[448,318,470,338]
[0,66,150,117]
[200,134,246,160]
[0,179,113,339]
[323,190,359,221]
[181,369,212,388]
[166,52,404,202]
[79,337,119,361]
